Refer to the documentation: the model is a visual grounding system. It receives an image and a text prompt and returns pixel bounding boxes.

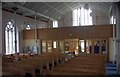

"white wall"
[2,10,48,54]
[109,38,116,62]
[2,11,48,31]
[58,11,72,27]
[64,11,73,27]
[23,39,40,54]
[91,9,109,25]
[58,11,73,27]
[58,8,110,27]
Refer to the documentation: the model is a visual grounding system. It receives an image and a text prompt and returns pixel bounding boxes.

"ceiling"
[2,2,112,22]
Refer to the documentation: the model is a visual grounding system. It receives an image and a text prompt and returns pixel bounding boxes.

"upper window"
[53,21,58,28]
[5,21,15,55]
[110,16,116,24]
[73,7,92,26]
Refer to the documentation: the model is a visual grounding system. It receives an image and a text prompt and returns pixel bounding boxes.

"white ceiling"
[2,2,112,22]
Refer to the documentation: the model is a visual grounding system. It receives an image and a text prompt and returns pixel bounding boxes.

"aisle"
[106,63,117,76]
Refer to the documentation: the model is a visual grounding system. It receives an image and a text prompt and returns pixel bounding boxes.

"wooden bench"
[2,52,66,76]
[44,54,106,75]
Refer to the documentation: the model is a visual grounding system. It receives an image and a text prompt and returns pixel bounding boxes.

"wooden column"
[84,40,87,54]
[99,40,102,54]
[63,40,65,53]
[79,40,81,53]
[51,41,53,51]
[78,40,80,54]
[87,40,91,54]
[91,40,94,54]
[46,41,48,53]
[39,40,42,54]
[57,40,60,52]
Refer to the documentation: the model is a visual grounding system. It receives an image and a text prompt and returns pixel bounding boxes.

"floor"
[106,62,119,77]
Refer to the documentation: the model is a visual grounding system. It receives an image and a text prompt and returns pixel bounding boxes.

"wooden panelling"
[38,29,47,40]
[93,25,113,38]
[23,24,113,40]
[47,28,59,40]
[77,26,94,39]
[23,29,35,39]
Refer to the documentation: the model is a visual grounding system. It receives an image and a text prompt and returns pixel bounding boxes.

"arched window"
[73,7,92,26]
[53,21,58,28]
[110,16,116,24]
[5,21,15,55]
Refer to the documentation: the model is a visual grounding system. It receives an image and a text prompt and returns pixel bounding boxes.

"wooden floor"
[2,52,106,77]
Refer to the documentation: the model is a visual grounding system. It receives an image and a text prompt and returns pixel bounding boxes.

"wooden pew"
[44,54,106,75]
[2,52,66,76]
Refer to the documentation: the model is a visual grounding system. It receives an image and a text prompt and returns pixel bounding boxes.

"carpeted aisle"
[106,63,120,77]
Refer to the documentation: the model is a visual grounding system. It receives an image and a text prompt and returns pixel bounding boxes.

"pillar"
[0,1,2,76]
[84,40,87,54]
[91,40,94,54]
[99,40,102,54]
[115,2,120,74]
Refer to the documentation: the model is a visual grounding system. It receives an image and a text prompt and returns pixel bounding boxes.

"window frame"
[5,21,15,55]
[73,7,93,26]
[53,21,58,28]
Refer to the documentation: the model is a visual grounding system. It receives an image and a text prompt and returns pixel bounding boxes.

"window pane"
[5,21,15,55]
[73,7,92,26]
[53,21,58,28]
[110,16,116,24]
[80,40,85,52]
[53,41,57,48]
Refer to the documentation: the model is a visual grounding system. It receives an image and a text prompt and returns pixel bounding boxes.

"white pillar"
[0,2,2,54]
[14,12,17,55]
[0,1,2,76]
[115,2,120,74]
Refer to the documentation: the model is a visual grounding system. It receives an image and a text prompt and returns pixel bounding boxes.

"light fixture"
[26,24,31,30]
[22,22,31,30]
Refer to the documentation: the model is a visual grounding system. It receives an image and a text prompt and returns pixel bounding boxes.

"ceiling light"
[26,24,31,30]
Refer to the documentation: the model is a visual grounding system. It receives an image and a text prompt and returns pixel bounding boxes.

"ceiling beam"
[44,3,64,15]
[16,4,55,21]
[64,3,73,10]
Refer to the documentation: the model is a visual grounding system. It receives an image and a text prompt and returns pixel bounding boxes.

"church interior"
[0,1,120,76]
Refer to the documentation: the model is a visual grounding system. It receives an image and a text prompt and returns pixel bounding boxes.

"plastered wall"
[2,10,48,54]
